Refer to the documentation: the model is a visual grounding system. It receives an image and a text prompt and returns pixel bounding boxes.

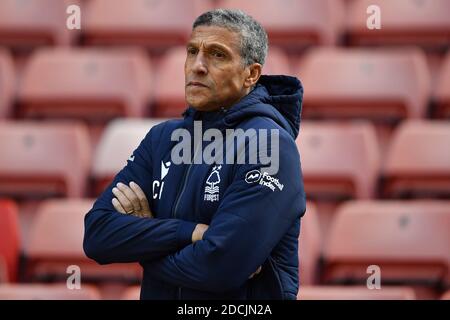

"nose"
[191,51,208,75]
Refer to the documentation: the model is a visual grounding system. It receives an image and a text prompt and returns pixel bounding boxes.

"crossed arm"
[84,128,302,292]
[111,181,208,242]
[110,181,261,278]
[83,128,262,281]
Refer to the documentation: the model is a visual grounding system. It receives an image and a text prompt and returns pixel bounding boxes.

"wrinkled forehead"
[188,25,241,54]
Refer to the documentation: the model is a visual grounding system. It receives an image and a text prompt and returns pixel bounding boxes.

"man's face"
[185,25,252,111]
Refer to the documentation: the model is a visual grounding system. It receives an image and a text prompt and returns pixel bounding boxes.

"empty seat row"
[0,199,141,285]
[0,0,345,51]
[2,198,448,296]
[1,0,449,51]
[218,0,345,49]
[1,283,448,300]
[18,48,153,121]
[0,46,294,120]
[382,121,450,198]
[1,119,450,200]
[0,0,210,52]
[300,47,431,121]
[0,284,100,300]
[2,47,449,121]
[347,0,450,49]
[0,121,91,198]
[83,0,211,52]
[156,47,449,120]
[91,118,165,195]
[297,122,380,200]
[297,120,450,200]
[301,200,450,293]
[0,119,160,199]
[324,200,450,293]
[0,0,80,50]
[25,199,142,283]
[113,285,450,300]
[297,286,416,300]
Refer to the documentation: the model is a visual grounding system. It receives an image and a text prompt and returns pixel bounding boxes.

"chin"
[186,97,207,110]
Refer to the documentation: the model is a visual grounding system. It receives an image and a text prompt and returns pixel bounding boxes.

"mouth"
[187,81,208,88]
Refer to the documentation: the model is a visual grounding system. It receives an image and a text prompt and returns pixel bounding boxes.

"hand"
[249,266,262,279]
[112,181,153,218]
[191,224,209,243]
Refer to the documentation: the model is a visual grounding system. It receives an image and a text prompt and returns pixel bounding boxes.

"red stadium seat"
[324,200,450,288]
[262,47,292,76]
[0,258,6,282]
[0,0,79,50]
[26,199,142,283]
[297,286,416,300]
[296,122,380,200]
[219,0,345,49]
[347,0,450,49]
[0,284,101,300]
[0,121,91,198]
[383,120,450,198]
[0,200,20,282]
[83,0,211,52]
[298,48,431,121]
[434,52,450,119]
[152,47,187,118]
[92,118,166,195]
[18,48,153,121]
[0,49,15,119]
[299,202,321,285]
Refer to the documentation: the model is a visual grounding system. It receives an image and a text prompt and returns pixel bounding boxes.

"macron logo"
[161,161,171,180]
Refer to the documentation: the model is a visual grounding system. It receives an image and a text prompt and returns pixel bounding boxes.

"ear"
[243,63,262,89]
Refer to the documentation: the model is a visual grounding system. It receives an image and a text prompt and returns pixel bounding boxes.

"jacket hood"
[184,75,303,139]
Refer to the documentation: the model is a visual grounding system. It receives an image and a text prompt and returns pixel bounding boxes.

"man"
[84,9,306,300]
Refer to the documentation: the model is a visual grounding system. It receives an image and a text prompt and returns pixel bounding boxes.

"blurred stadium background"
[0,0,449,300]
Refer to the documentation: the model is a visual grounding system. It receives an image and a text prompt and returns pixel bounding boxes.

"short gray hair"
[192,9,268,67]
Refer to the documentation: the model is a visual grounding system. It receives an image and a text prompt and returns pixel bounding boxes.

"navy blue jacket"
[83,75,306,300]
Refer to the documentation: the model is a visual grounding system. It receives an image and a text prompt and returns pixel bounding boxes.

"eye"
[187,47,197,55]
[211,50,225,59]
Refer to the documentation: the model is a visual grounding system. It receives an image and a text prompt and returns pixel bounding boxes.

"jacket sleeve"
[142,132,306,293]
[83,126,197,264]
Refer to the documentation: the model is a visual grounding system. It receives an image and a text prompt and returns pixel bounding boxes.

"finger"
[117,182,142,212]
[112,198,126,214]
[112,187,133,213]
[129,182,152,216]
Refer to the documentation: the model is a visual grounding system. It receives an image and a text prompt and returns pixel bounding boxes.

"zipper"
[172,137,202,300]
[171,141,202,219]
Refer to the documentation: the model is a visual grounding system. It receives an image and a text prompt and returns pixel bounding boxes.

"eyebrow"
[186,41,234,55]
